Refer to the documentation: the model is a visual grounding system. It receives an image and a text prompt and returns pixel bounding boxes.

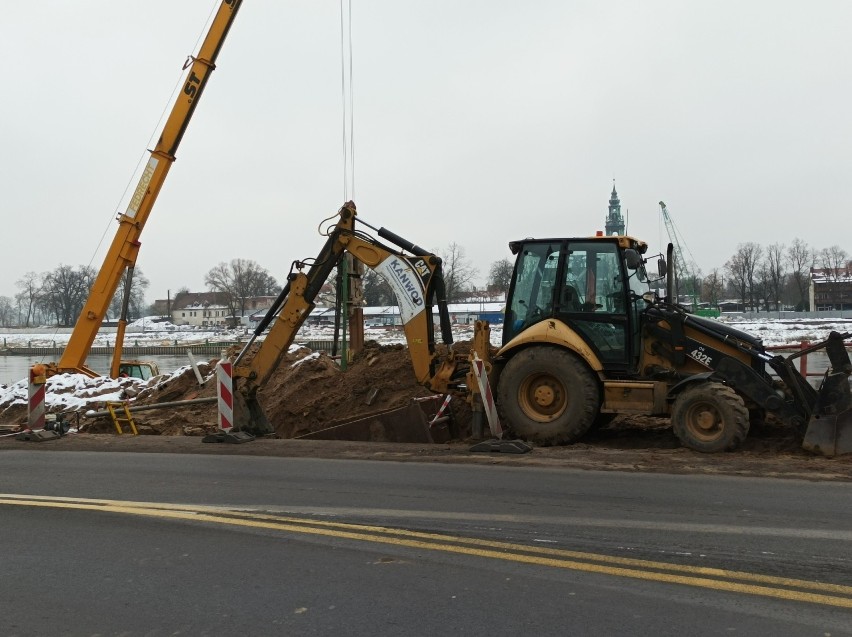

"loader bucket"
[802,409,852,457]
[802,372,852,457]
[803,332,852,457]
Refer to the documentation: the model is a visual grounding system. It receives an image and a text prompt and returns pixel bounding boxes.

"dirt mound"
[260,343,440,438]
[82,341,453,439]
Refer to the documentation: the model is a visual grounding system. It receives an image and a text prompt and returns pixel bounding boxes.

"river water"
[0,354,196,385]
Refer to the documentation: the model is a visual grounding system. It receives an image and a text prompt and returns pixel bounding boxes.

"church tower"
[605,183,625,236]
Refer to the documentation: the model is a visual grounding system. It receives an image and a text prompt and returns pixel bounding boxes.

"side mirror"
[657,257,667,277]
[624,249,642,270]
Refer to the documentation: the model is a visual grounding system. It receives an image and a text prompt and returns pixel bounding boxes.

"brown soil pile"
[82,341,463,438]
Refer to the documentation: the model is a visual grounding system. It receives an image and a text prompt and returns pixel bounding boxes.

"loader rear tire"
[671,383,749,453]
[497,347,599,446]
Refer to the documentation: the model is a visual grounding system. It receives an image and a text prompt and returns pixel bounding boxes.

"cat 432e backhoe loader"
[229,202,852,456]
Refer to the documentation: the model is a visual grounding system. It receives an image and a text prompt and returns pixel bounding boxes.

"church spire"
[605,181,625,236]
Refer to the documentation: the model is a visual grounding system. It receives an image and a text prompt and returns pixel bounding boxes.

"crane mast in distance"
[53,0,242,378]
[658,200,700,306]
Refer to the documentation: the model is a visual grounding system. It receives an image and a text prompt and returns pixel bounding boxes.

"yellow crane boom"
[53,0,242,378]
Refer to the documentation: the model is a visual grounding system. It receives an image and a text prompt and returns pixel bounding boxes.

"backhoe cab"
[118,360,160,380]
[494,235,852,456]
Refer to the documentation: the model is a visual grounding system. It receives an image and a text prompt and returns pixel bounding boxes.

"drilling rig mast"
[658,201,718,316]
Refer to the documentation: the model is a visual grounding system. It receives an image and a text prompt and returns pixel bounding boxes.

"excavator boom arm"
[232,203,462,434]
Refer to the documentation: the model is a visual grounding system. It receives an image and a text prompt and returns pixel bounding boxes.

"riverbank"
[0,343,242,357]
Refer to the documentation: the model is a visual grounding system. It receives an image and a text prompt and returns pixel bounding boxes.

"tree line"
[3,267,150,328]
[0,243,485,328]
[0,238,845,328]
[688,240,848,311]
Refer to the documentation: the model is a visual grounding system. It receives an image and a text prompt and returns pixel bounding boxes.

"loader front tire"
[671,382,749,453]
[497,347,599,446]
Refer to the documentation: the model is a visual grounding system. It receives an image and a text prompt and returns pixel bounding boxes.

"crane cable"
[340,0,355,202]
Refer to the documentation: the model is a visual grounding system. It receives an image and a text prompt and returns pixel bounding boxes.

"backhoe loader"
[230,203,852,456]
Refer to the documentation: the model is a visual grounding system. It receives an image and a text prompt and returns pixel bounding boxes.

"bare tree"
[701,268,724,307]
[755,262,771,311]
[39,264,97,326]
[440,243,478,302]
[786,238,814,311]
[726,243,763,312]
[0,296,14,327]
[764,243,786,311]
[487,258,513,296]
[725,253,748,310]
[15,271,41,327]
[362,269,395,306]
[819,245,849,280]
[205,258,279,320]
[817,245,850,311]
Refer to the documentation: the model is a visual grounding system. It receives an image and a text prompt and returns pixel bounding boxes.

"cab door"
[503,241,563,344]
[555,241,632,371]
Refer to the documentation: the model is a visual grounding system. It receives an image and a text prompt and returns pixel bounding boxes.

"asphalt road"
[1,451,851,636]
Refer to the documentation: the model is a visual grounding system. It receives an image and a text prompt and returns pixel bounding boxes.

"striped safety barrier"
[471,353,503,438]
[28,365,47,431]
[429,394,453,426]
[216,361,234,432]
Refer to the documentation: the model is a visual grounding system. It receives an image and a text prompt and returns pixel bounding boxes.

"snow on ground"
[0,342,328,420]
[0,323,241,349]
[3,316,849,350]
[0,372,145,418]
[717,317,852,348]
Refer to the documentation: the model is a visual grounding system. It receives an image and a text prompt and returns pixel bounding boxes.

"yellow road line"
[2,494,850,609]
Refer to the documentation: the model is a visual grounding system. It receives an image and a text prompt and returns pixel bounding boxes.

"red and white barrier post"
[28,364,47,432]
[429,394,453,426]
[202,359,254,443]
[216,361,234,432]
[468,353,531,454]
[471,352,503,438]
[15,364,62,441]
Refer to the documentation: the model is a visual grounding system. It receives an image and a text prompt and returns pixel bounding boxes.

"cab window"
[564,242,625,314]
[504,243,560,342]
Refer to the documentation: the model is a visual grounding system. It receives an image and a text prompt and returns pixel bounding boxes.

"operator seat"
[563,286,580,311]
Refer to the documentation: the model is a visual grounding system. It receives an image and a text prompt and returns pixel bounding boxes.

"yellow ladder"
[106,402,138,435]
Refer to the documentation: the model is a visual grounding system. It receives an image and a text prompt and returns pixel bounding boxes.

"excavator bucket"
[232,393,276,437]
[802,332,852,457]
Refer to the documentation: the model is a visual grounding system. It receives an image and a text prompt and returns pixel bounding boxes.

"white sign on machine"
[373,256,429,325]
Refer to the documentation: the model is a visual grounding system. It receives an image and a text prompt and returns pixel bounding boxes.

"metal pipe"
[186,349,205,385]
[84,396,216,418]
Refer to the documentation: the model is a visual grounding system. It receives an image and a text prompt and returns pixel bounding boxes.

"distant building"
[170,292,230,328]
[605,183,625,236]
[810,262,852,311]
[168,293,278,327]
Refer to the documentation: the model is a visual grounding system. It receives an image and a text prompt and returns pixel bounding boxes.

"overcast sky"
[1,1,849,304]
